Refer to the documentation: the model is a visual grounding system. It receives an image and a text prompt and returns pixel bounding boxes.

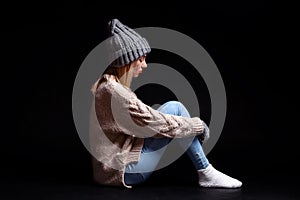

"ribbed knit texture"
[107,19,151,67]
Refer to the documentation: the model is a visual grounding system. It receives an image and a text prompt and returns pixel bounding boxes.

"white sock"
[197,164,242,188]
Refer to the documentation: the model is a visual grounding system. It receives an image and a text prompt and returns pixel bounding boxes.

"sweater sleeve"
[110,83,205,139]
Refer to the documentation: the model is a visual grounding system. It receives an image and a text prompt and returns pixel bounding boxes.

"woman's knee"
[157,101,189,116]
[160,101,183,109]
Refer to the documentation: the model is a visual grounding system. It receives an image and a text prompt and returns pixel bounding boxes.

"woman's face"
[132,55,147,78]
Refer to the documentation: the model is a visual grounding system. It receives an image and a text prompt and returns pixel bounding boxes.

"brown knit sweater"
[89,74,205,188]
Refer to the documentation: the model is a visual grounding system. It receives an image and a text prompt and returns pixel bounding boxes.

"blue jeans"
[124,101,209,185]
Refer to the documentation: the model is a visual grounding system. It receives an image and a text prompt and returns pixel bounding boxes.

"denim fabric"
[124,101,209,185]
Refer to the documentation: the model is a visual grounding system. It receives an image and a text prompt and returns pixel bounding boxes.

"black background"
[1,0,298,190]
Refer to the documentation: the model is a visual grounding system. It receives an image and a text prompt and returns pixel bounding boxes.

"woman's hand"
[199,120,210,144]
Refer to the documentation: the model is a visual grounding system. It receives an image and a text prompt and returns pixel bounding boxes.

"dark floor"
[3,143,299,200]
[3,173,299,200]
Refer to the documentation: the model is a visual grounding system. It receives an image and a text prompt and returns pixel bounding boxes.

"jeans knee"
[158,101,189,116]
[165,101,183,108]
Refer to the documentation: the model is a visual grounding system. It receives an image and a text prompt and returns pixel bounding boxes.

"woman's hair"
[105,64,133,87]
[91,63,133,95]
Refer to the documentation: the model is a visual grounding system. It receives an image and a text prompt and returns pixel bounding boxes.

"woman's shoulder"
[96,74,136,98]
[95,75,117,94]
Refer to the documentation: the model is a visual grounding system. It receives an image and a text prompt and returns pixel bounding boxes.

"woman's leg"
[164,101,242,188]
[125,101,242,188]
[124,136,170,185]
[157,101,210,170]
[124,102,177,185]
[124,101,210,185]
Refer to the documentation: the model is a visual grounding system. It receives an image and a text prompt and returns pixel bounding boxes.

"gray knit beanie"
[107,19,151,67]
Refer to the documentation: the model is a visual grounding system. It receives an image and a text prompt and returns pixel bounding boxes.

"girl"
[89,18,242,189]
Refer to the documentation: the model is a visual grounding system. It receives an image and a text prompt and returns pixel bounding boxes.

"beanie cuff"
[110,38,151,67]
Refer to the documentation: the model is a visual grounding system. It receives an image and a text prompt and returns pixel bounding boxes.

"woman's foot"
[197,164,242,188]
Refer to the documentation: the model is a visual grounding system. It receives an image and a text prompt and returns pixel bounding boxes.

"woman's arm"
[110,83,206,139]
